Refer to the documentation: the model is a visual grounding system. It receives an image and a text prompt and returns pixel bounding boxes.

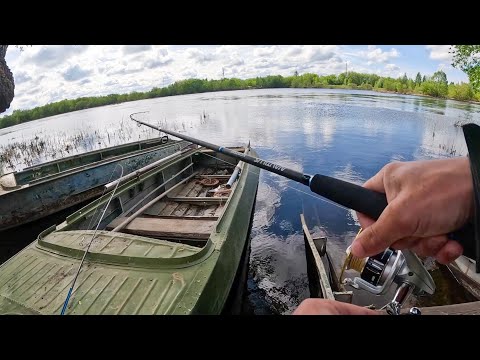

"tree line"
[0,70,478,129]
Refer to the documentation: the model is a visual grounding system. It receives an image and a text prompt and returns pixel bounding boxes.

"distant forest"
[1,70,477,129]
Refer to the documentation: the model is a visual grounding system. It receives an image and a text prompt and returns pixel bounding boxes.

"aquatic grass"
[0,114,204,173]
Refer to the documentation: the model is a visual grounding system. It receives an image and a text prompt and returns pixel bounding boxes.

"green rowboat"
[0,144,259,314]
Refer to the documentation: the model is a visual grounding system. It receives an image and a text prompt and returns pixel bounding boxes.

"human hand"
[293,298,378,315]
[352,157,473,264]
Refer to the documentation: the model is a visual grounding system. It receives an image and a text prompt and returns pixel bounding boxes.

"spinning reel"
[340,233,436,315]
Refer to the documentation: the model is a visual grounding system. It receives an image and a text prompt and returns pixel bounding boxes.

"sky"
[2,45,468,116]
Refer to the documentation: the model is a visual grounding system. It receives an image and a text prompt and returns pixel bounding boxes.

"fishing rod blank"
[131,114,388,220]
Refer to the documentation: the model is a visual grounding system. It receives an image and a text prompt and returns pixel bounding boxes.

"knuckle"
[384,161,401,174]
[366,225,380,247]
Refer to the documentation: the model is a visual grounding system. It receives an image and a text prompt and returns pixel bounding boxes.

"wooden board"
[172,182,204,216]
[166,196,229,203]
[396,301,480,315]
[300,214,335,300]
[143,215,219,220]
[159,201,181,216]
[142,201,169,216]
[175,180,197,197]
[107,216,216,240]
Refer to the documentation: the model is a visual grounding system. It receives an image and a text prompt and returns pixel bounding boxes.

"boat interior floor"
[106,166,236,247]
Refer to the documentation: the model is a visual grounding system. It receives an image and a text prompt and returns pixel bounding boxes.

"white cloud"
[359,45,399,63]
[385,63,400,71]
[22,45,89,67]
[185,48,216,63]
[14,71,32,84]
[438,63,448,71]
[182,69,197,78]
[426,45,452,62]
[286,46,303,57]
[307,45,336,61]
[122,45,152,55]
[63,64,93,82]
[253,46,277,57]
[0,45,469,116]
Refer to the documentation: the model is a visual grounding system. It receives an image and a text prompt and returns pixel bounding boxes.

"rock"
[0,45,14,114]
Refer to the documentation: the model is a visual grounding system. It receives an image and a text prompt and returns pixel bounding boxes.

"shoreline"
[1,85,479,130]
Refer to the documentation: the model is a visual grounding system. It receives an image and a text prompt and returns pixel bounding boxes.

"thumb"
[351,202,406,258]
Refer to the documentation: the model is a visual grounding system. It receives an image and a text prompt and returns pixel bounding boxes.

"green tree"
[451,45,480,92]
[432,70,448,85]
[415,72,422,85]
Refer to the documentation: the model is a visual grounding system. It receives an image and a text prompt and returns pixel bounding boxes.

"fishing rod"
[131,114,387,220]
[131,114,476,260]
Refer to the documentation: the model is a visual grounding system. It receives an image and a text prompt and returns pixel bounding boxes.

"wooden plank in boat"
[142,201,169,216]
[175,180,198,197]
[185,205,201,216]
[397,301,480,315]
[300,214,335,300]
[172,194,195,216]
[172,183,201,216]
[213,204,225,218]
[198,187,210,197]
[150,178,195,217]
[172,204,190,217]
[159,201,181,216]
[200,204,218,217]
[142,214,219,220]
[185,182,203,197]
[107,217,216,240]
[167,196,229,203]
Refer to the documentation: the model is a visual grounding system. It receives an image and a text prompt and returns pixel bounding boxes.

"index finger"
[363,166,386,193]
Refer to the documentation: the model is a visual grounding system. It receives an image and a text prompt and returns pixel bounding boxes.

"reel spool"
[341,229,436,315]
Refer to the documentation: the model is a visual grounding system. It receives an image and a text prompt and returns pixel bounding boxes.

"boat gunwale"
[20,136,174,173]
[211,147,250,245]
[36,229,216,269]
[3,139,187,189]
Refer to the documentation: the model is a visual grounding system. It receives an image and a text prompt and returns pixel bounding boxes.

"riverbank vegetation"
[0,117,163,171]
[1,70,478,129]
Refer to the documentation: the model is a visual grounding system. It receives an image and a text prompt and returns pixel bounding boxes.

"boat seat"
[106,216,216,240]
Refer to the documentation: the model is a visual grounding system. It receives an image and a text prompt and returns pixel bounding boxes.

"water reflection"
[2,88,480,314]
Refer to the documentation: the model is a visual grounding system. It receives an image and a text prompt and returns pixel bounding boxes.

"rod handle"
[309,174,476,259]
[309,174,387,219]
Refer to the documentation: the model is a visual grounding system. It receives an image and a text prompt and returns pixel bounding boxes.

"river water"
[1,88,480,314]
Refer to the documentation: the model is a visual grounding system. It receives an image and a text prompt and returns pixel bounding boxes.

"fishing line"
[60,164,124,315]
